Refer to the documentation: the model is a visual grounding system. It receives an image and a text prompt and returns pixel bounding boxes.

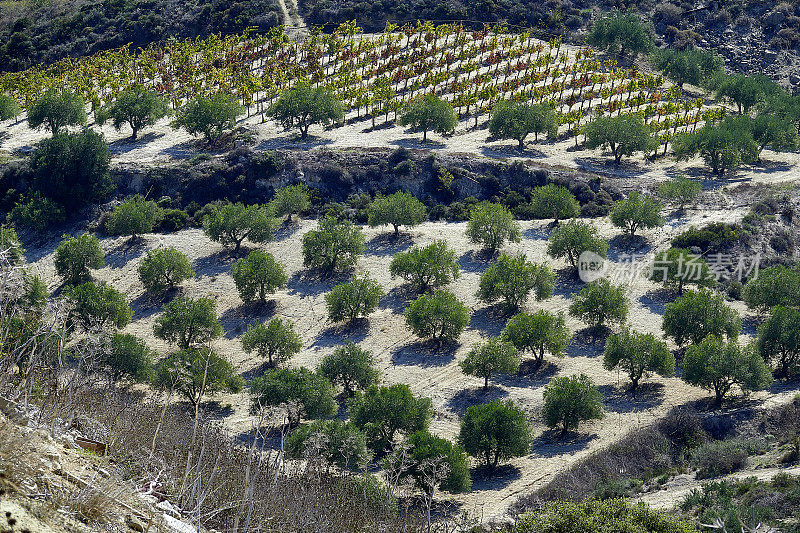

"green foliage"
[543,374,605,435]
[268,81,344,139]
[465,202,521,252]
[286,419,369,469]
[742,265,800,312]
[648,248,715,294]
[756,306,800,378]
[502,310,570,365]
[203,202,277,252]
[66,281,132,331]
[477,253,554,311]
[241,318,302,367]
[650,47,723,88]
[271,184,310,222]
[569,278,628,330]
[398,94,457,142]
[609,191,664,238]
[584,113,652,164]
[153,297,223,348]
[670,222,743,252]
[402,430,472,494]
[325,274,384,323]
[673,118,759,175]
[105,333,156,384]
[250,367,336,425]
[29,130,112,210]
[459,337,520,389]
[514,499,699,533]
[105,195,162,238]
[54,233,104,285]
[301,216,365,273]
[714,74,781,115]
[749,111,799,156]
[547,219,608,270]
[404,290,470,342]
[526,184,580,222]
[0,94,20,121]
[27,88,87,135]
[8,192,65,231]
[366,191,426,237]
[489,100,558,149]
[389,240,459,293]
[155,347,243,407]
[138,247,194,294]
[683,335,771,404]
[231,250,287,303]
[173,92,244,143]
[603,328,675,390]
[348,384,432,452]
[657,175,701,210]
[318,342,380,396]
[458,399,531,469]
[689,438,765,479]
[662,289,741,346]
[0,226,24,265]
[587,10,654,58]
[96,85,169,140]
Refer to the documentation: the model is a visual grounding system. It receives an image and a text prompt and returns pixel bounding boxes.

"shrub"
[658,175,702,210]
[66,281,132,331]
[584,113,652,164]
[547,219,608,270]
[54,234,105,285]
[286,420,369,469]
[525,184,580,222]
[466,202,521,252]
[173,93,244,143]
[231,250,287,303]
[458,399,531,470]
[402,430,472,495]
[662,289,741,346]
[241,318,302,367]
[404,290,470,342]
[155,347,243,407]
[301,216,365,273]
[105,195,162,238]
[105,333,156,384]
[348,384,432,452]
[157,209,189,232]
[543,374,605,436]
[325,274,384,323]
[8,192,65,231]
[0,94,20,121]
[153,297,223,348]
[648,248,715,295]
[459,337,520,389]
[603,329,675,391]
[138,247,194,294]
[366,191,426,237]
[742,265,800,312]
[569,278,628,331]
[609,191,664,238]
[96,85,169,140]
[203,203,277,252]
[389,240,460,292]
[502,310,570,365]
[690,438,763,478]
[670,222,743,252]
[250,367,336,426]
[488,100,558,149]
[0,226,24,265]
[318,343,381,397]
[756,306,800,378]
[268,82,344,139]
[683,335,771,404]
[398,94,457,142]
[587,10,654,58]
[27,88,87,135]
[271,184,310,223]
[477,253,554,311]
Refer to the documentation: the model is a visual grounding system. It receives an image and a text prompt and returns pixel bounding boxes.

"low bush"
[690,438,766,478]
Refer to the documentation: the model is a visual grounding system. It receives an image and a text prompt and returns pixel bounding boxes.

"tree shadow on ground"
[234,425,285,451]
[220,300,277,339]
[314,318,370,348]
[108,132,164,154]
[200,400,235,420]
[607,234,651,262]
[552,269,582,297]
[446,386,509,416]
[273,220,302,241]
[255,136,334,151]
[496,360,559,389]
[287,269,349,298]
[242,359,277,381]
[469,464,522,491]
[192,249,237,278]
[365,232,413,257]
[638,287,674,316]
[129,290,173,320]
[390,137,446,150]
[379,284,417,313]
[104,238,147,269]
[160,139,201,160]
[468,304,510,337]
[565,329,607,359]
[532,430,598,458]
[392,339,458,367]
[574,156,649,178]
[524,226,551,241]
[480,144,546,159]
[459,249,494,274]
[598,382,666,413]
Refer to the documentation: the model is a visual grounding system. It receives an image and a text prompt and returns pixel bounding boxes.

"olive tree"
[232,250,287,303]
[466,202,521,253]
[241,318,302,367]
[673,119,759,175]
[458,400,531,470]
[603,329,675,391]
[657,175,702,210]
[97,85,169,140]
[271,183,310,223]
[389,240,460,292]
[402,430,472,496]
[399,94,457,142]
[286,419,369,469]
[366,191,427,238]
[501,310,570,366]
[477,253,554,311]
[404,291,470,343]
[318,343,381,397]
[173,93,244,143]
[301,216,365,273]
[756,306,800,378]
[650,47,723,89]
[459,338,520,389]
[27,88,87,136]
[584,113,652,164]
[543,374,605,436]
[153,297,223,349]
[105,195,162,239]
[609,191,664,238]
[250,367,337,426]
[138,248,195,294]
[547,219,608,271]
[488,100,558,149]
[54,234,105,285]
[348,384,432,452]
[742,265,800,312]
[648,248,714,295]
[662,289,741,346]
[586,10,654,59]
[325,274,385,323]
[527,184,580,222]
[105,333,156,384]
[569,278,629,331]
[66,281,132,331]
[268,81,344,139]
[155,347,244,408]
[203,203,277,253]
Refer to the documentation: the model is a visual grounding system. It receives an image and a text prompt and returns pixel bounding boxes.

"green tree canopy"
[402,430,472,495]
[203,203,277,253]
[609,191,664,238]
[543,374,605,436]
[650,47,723,89]
[286,419,369,469]
[348,384,432,452]
[232,250,287,303]
[66,281,132,331]
[749,111,799,157]
[657,175,702,210]
[155,347,243,407]
[673,118,759,175]
[389,240,460,293]
[683,335,771,405]
[27,88,87,136]
[268,81,344,139]
[477,253,554,311]
[249,367,337,426]
[173,92,244,143]
[318,342,381,397]
[153,297,223,349]
[404,290,470,343]
[271,183,310,223]
[662,289,741,346]
[714,74,781,115]
[241,318,302,367]
[301,216,366,273]
[0,94,20,121]
[325,274,384,323]
[547,219,608,270]
[489,100,558,149]
[527,184,580,222]
[0,226,24,265]
[105,333,156,384]
[587,10,654,59]
[54,233,105,285]
[603,328,675,391]
[366,191,427,237]
[584,113,652,164]
[742,265,800,312]
[459,337,520,389]
[399,94,458,142]
[97,85,169,140]
[138,247,195,294]
[458,399,531,470]
[105,195,162,239]
[569,278,629,331]
[648,248,714,295]
[466,202,522,253]
[756,306,800,378]
[501,310,570,365]
[9,192,65,231]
